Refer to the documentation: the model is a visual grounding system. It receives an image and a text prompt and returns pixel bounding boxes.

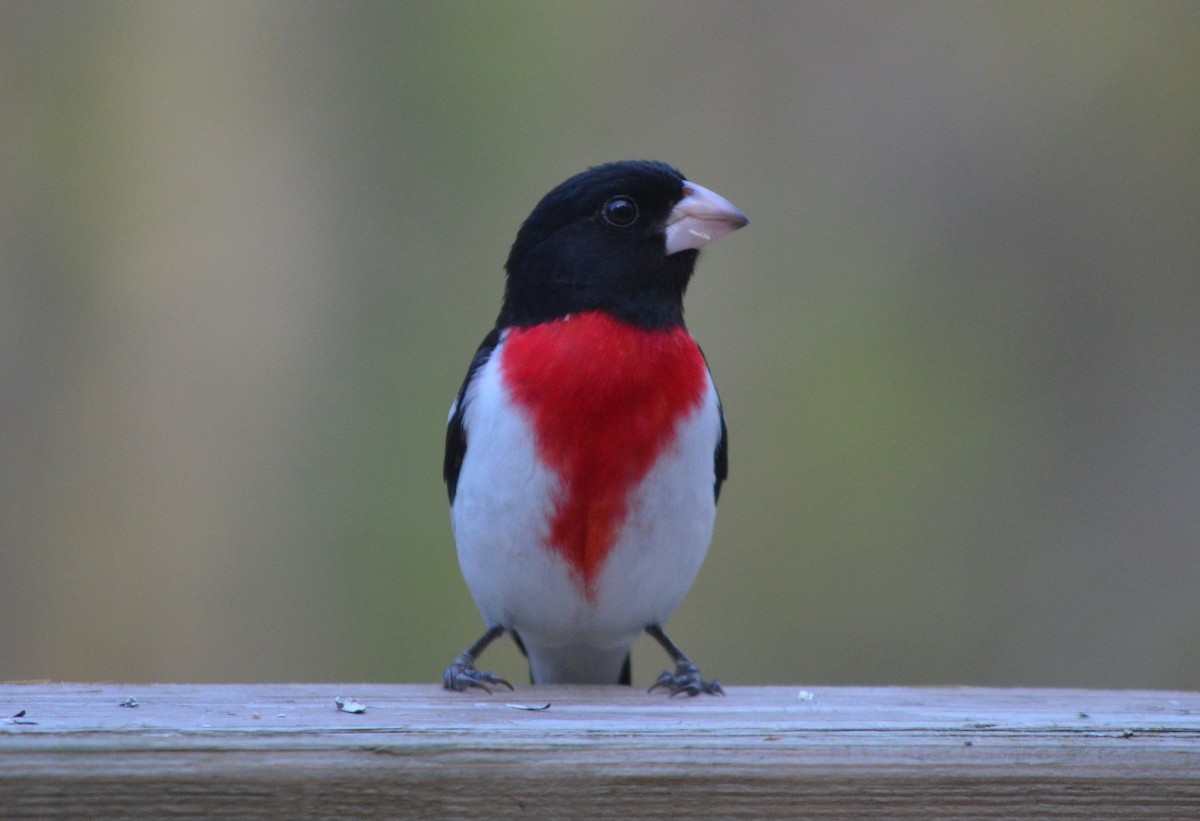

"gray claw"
[648,662,724,697]
[443,658,513,694]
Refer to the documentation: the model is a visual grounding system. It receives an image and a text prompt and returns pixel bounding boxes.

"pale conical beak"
[664,181,749,255]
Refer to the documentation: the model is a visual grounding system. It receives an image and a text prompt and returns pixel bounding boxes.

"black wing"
[698,345,729,503]
[714,396,728,502]
[444,328,501,505]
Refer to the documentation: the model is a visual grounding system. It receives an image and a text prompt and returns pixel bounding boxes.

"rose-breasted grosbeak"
[442,161,747,695]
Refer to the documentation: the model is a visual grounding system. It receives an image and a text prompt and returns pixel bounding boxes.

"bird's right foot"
[442,654,513,693]
[443,625,514,694]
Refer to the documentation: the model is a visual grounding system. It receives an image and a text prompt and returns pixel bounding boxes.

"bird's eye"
[600,196,639,228]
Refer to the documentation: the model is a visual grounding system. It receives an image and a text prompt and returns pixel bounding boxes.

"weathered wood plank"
[2,683,1198,819]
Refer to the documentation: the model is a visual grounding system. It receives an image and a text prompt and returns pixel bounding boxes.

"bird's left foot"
[644,624,724,697]
[649,661,724,697]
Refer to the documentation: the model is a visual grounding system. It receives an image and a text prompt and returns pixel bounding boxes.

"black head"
[498,160,747,330]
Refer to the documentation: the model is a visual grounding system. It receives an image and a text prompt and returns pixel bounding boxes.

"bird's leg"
[443,625,514,693]
[645,624,724,696]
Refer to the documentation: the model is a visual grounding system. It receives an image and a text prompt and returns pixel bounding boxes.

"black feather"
[443,327,501,504]
[714,401,729,502]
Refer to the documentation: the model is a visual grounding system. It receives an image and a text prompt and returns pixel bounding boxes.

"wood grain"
[2,683,1198,818]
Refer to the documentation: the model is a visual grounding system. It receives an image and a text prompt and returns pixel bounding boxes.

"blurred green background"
[2,1,1197,689]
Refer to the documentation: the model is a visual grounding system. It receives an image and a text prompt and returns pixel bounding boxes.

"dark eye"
[600,196,639,228]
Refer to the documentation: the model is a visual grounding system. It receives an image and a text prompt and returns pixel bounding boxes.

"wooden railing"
[2,682,1198,818]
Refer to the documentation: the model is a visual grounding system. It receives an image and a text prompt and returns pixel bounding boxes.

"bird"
[442,160,748,696]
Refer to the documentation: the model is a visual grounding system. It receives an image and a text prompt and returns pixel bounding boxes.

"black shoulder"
[714,398,728,503]
[444,328,502,504]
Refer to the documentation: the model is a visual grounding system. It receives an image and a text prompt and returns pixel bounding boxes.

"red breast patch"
[500,311,708,596]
